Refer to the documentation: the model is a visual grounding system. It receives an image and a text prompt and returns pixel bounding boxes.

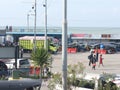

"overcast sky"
[0,0,120,27]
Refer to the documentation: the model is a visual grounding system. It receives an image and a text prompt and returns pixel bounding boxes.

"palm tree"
[30,47,51,79]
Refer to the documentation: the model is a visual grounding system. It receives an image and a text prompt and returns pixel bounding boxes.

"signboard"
[71,34,91,39]
[0,30,6,36]
[0,47,15,58]
[101,34,111,39]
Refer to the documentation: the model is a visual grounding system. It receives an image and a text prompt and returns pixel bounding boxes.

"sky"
[0,0,120,27]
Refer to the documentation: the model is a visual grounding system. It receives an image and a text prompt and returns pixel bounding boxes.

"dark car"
[104,46,116,54]
[0,61,8,77]
[102,43,117,54]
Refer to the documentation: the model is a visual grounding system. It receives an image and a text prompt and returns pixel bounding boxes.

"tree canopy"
[31,47,51,67]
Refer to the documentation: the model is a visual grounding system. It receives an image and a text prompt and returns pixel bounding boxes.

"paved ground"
[51,52,120,74]
[24,52,120,90]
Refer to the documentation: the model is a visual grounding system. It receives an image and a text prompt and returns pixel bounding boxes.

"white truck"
[0,58,31,69]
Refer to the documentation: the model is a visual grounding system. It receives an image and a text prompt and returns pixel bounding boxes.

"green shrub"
[98,80,118,90]
[0,75,7,80]
[72,79,95,89]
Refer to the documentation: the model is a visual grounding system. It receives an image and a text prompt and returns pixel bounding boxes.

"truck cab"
[4,58,31,69]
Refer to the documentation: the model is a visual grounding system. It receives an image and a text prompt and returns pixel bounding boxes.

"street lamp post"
[62,0,68,90]
[27,13,29,32]
[27,10,35,32]
[33,0,37,52]
[43,0,47,49]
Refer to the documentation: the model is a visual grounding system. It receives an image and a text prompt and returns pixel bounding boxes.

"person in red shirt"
[99,54,104,67]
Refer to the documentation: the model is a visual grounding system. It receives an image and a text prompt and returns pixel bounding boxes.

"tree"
[30,47,51,79]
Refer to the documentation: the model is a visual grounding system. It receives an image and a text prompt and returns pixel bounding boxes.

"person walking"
[20,48,23,58]
[88,52,93,66]
[99,54,104,67]
[92,55,96,70]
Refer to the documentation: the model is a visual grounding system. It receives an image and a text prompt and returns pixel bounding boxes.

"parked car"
[0,61,8,77]
[103,44,116,54]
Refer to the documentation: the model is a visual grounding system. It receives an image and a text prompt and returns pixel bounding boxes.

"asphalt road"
[23,52,120,90]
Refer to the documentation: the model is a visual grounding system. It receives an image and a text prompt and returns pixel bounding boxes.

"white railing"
[6,27,62,33]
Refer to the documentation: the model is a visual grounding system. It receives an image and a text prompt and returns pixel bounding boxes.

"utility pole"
[62,0,68,90]
[43,0,47,49]
[27,13,29,32]
[33,0,37,52]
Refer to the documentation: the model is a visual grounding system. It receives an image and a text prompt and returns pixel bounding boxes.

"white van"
[4,58,31,69]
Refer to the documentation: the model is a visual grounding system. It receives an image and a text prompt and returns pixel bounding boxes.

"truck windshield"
[19,59,29,65]
[50,43,56,47]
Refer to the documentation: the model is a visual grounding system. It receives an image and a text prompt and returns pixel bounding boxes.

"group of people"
[88,51,104,70]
